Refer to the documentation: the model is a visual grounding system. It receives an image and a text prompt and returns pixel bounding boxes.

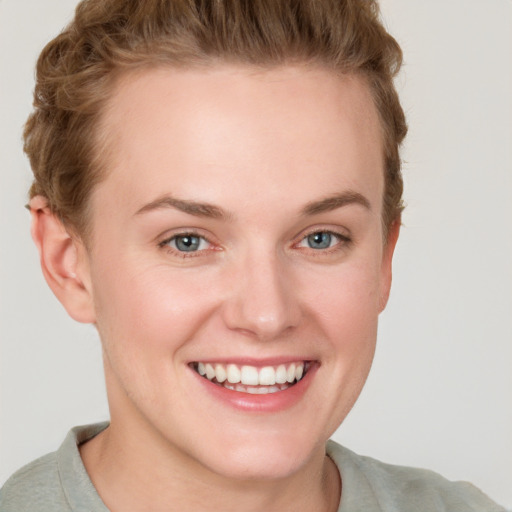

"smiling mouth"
[191,361,311,394]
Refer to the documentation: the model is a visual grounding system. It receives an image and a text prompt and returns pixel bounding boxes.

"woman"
[0,1,508,510]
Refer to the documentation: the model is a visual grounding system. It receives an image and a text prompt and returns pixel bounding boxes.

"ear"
[29,196,96,323]
[379,218,401,312]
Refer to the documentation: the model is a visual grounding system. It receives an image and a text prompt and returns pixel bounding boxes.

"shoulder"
[327,440,507,512]
[0,423,109,512]
[0,451,70,511]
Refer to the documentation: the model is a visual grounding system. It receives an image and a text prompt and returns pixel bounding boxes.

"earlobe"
[379,218,401,312]
[29,196,96,324]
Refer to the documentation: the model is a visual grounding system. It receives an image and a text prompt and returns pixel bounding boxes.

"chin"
[191,428,322,482]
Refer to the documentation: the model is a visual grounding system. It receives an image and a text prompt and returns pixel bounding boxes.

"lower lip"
[190,364,318,413]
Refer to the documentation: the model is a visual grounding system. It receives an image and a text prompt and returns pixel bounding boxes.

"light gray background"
[1,0,511,507]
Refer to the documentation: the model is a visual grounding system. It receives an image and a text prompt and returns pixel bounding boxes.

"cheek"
[294,260,381,436]
[91,258,220,371]
[304,259,381,389]
[303,258,382,341]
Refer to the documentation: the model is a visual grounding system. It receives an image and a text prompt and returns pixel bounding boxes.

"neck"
[80,418,341,512]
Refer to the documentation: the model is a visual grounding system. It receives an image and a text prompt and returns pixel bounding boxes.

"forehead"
[93,65,383,220]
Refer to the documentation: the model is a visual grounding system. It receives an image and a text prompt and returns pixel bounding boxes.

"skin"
[30,65,399,511]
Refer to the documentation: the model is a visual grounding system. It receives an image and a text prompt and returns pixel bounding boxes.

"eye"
[297,230,349,251]
[304,232,334,249]
[163,233,210,253]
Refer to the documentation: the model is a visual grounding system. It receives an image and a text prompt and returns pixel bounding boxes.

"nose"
[221,251,301,341]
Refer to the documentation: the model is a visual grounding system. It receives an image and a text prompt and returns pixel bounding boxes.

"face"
[79,65,396,480]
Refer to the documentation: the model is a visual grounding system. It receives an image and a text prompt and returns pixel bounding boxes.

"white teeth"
[228,384,279,394]
[241,366,259,386]
[259,366,276,385]
[227,364,241,384]
[196,361,307,392]
[275,365,287,384]
[286,363,296,383]
[215,364,227,383]
[205,363,215,380]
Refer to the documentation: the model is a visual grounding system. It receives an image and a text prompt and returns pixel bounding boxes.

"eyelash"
[158,228,352,258]
[294,228,352,255]
[158,230,215,258]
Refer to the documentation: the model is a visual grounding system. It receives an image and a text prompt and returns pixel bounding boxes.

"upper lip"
[188,357,316,367]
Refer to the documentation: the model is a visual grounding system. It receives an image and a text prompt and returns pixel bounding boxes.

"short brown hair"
[25,0,407,238]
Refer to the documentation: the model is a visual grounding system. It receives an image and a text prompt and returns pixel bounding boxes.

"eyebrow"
[135,190,371,220]
[135,195,229,220]
[300,191,371,216]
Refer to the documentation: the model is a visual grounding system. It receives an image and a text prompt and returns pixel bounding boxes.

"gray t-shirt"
[0,423,506,511]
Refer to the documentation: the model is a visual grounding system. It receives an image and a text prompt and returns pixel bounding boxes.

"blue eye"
[306,232,333,249]
[302,231,339,250]
[298,231,347,251]
[168,234,208,252]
